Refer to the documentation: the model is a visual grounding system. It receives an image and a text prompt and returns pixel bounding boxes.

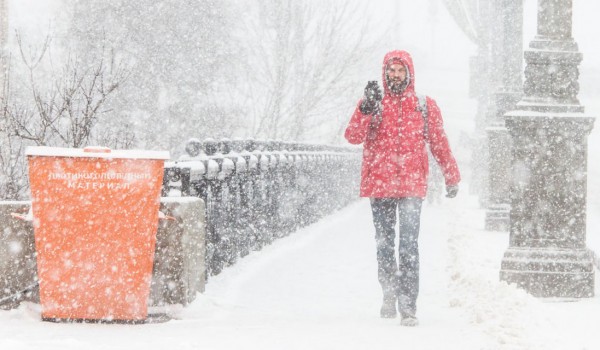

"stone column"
[485,0,523,231]
[500,0,595,297]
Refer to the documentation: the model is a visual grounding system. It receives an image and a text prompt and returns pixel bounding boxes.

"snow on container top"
[25,146,170,160]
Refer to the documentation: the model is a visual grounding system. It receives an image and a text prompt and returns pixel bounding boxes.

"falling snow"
[1,0,600,349]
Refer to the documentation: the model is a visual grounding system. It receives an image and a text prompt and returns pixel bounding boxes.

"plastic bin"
[26,146,169,322]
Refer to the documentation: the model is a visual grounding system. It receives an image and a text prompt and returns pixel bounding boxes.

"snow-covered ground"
[1,190,598,349]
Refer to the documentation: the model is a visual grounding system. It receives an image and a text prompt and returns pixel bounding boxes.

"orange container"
[26,146,170,322]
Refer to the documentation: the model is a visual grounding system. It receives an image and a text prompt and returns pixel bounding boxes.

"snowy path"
[1,196,599,349]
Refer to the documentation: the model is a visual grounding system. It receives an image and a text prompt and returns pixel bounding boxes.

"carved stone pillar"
[485,0,523,231]
[500,0,595,297]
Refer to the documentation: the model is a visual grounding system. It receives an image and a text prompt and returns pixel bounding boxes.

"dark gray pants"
[370,197,422,317]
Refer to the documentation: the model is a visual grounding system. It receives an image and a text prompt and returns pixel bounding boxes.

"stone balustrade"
[163,138,361,275]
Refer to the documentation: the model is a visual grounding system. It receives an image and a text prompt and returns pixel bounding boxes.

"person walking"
[344,50,461,327]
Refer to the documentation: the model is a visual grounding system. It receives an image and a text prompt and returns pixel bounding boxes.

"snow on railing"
[162,138,361,276]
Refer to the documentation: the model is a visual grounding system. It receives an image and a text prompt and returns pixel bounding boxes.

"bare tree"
[235,0,381,142]
[0,34,128,199]
[3,33,128,148]
[0,53,30,199]
[0,137,26,200]
[66,0,238,154]
[0,87,27,199]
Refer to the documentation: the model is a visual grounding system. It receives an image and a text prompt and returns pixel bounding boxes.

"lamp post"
[485,0,523,231]
[499,0,595,297]
[468,1,491,206]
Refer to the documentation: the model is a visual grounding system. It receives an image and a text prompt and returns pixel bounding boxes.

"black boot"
[380,294,397,318]
[398,294,418,325]
[400,314,419,327]
[399,308,418,326]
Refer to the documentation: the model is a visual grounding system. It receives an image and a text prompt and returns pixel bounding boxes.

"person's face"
[386,63,407,94]
[386,63,407,85]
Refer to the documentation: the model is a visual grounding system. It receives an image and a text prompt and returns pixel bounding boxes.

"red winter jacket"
[344,50,460,198]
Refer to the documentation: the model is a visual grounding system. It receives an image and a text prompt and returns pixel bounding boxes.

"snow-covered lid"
[25,146,170,160]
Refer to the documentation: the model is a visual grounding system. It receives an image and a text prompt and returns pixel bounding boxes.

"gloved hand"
[359,81,382,114]
[446,184,459,198]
